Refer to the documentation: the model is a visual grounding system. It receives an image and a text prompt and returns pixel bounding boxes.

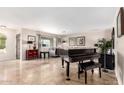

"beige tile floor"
[0,58,118,85]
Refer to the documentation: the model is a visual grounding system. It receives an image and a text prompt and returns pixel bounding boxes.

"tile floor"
[0,58,118,85]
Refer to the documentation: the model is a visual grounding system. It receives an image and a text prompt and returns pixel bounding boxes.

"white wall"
[116,37,124,84]
[61,29,112,48]
[113,8,124,85]
[0,28,16,62]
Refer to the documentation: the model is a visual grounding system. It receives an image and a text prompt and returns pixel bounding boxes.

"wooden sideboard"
[26,49,38,60]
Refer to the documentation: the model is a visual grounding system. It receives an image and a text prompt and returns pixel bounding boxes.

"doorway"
[16,34,20,59]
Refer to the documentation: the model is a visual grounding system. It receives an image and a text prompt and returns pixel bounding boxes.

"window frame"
[0,33,7,52]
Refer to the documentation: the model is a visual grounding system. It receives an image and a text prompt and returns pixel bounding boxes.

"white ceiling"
[0,7,117,34]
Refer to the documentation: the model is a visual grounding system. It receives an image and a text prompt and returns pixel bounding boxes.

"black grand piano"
[56,48,100,80]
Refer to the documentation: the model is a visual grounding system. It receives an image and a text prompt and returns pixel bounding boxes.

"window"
[0,33,6,49]
[40,39,51,52]
[41,39,50,48]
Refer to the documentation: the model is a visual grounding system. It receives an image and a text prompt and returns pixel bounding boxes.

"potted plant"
[94,38,112,72]
[94,38,112,54]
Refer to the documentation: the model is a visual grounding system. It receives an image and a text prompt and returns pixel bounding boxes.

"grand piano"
[56,47,100,80]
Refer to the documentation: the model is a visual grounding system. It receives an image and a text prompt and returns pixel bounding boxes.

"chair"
[49,48,59,57]
[78,61,102,84]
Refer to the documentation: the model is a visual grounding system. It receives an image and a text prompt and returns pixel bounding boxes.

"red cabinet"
[26,50,38,60]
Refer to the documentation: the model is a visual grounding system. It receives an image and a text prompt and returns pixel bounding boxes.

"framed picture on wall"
[117,8,122,37]
[28,35,36,42]
[69,37,76,46]
[117,7,124,38]
[76,36,85,46]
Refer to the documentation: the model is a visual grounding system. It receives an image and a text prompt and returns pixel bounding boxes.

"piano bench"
[78,61,102,84]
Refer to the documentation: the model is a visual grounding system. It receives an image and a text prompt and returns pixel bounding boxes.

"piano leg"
[62,57,64,68]
[79,61,84,73]
[66,62,70,80]
[78,63,80,79]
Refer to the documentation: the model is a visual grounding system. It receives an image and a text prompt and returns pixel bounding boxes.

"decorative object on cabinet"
[33,43,36,50]
[26,49,38,60]
[94,38,112,54]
